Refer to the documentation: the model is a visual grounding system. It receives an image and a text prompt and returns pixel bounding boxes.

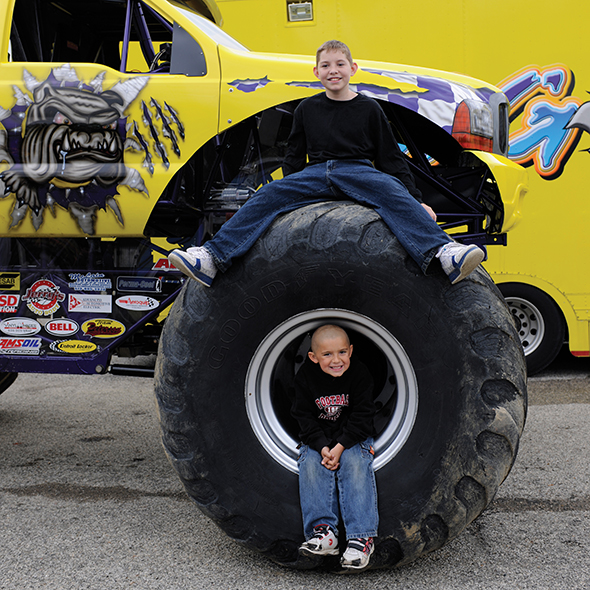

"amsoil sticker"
[115,295,159,311]
[68,272,112,292]
[45,318,80,337]
[116,276,162,293]
[0,272,20,291]
[0,294,20,313]
[0,317,41,336]
[23,279,65,316]
[81,318,125,339]
[68,294,112,313]
[49,340,97,354]
[0,337,42,355]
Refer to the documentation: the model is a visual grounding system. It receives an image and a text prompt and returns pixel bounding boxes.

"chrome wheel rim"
[245,308,419,473]
[505,296,545,356]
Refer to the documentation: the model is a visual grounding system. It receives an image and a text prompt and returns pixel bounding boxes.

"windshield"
[167,1,249,51]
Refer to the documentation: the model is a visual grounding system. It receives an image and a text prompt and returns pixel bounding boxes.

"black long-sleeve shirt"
[291,357,376,454]
[282,92,422,201]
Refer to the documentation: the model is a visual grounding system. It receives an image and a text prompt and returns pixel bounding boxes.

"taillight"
[452,100,494,152]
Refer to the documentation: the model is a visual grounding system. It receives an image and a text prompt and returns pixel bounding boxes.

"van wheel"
[154,202,527,570]
[498,283,565,375]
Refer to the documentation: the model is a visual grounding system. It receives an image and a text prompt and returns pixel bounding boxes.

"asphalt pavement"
[1,350,589,590]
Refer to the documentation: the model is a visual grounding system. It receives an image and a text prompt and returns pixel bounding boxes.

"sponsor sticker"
[68,294,112,313]
[0,337,42,355]
[23,279,65,316]
[81,318,125,339]
[0,272,20,291]
[45,318,80,337]
[68,272,112,292]
[49,340,97,354]
[115,295,159,312]
[0,293,20,313]
[152,258,177,271]
[116,276,162,293]
[0,317,41,336]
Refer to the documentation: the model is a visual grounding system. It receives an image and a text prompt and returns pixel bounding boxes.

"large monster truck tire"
[0,372,17,396]
[154,201,527,570]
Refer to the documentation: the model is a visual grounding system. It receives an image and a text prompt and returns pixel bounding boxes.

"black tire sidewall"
[155,203,526,567]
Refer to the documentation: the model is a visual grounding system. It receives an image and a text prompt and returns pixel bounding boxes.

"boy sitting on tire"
[169,40,483,287]
[292,324,378,571]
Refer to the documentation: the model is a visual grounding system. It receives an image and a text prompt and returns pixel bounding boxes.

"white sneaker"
[168,246,218,287]
[436,241,484,284]
[341,537,374,570]
[299,525,339,556]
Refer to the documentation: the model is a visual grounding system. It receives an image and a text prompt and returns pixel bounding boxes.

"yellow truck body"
[216,0,589,372]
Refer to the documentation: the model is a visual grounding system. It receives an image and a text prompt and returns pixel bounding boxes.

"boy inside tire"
[292,324,377,571]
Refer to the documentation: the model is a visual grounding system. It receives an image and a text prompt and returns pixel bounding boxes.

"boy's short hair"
[315,40,353,66]
[310,324,350,352]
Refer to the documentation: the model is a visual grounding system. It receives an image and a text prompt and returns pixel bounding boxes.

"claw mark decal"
[165,102,184,140]
[151,98,180,157]
[0,65,185,234]
[141,100,169,169]
[129,121,154,175]
[228,76,272,93]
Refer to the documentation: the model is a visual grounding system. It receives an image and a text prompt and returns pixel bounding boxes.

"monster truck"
[0,0,527,570]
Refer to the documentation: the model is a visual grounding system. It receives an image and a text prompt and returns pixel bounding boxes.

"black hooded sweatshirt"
[291,357,376,454]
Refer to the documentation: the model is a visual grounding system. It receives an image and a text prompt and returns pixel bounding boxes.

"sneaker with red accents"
[299,524,339,556]
[341,537,374,570]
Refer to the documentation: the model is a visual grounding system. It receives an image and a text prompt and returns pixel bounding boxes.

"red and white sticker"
[0,317,41,336]
[0,337,42,355]
[45,318,80,337]
[23,279,65,316]
[68,294,112,313]
[115,295,159,312]
[152,258,177,271]
[0,293,20,313]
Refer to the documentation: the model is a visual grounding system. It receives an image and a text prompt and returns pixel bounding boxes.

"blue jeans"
[204,160,451,272]
[297,439,379,540]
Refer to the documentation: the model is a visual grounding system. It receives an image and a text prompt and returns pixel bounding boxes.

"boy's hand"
[321,443,345,470]
[321,446,336,470]
[330,443,345,466]
[422,203,437,221]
